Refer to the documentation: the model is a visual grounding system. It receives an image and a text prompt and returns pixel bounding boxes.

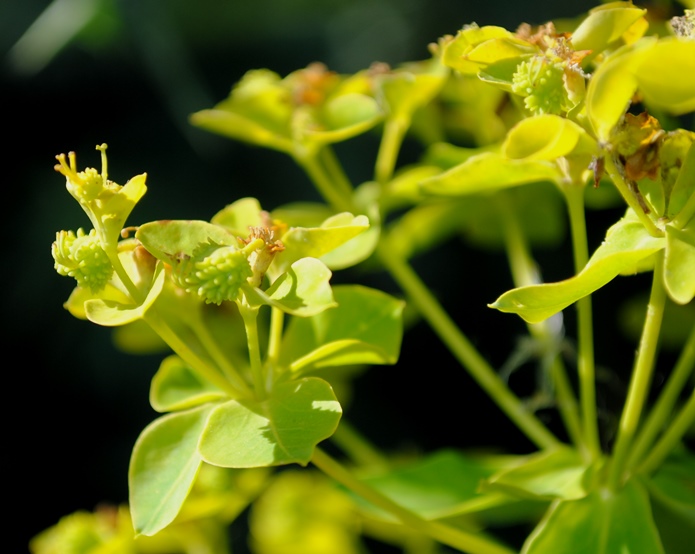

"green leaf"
[503,115,597,162]
[100,173,148,246]
[272,213,370,275]
[198,377,341,468]
[136,220,238,267]
[491,213,665,323]
[522,479,664,553]
[211,197,264,236]
[262,257,336,317]
[84,261,166,326]
[482,447,591,501]
[441,26,514,75]
[585,38,656,142]
[129,405,212,536]
[356,449,546,523]
[570,2,647,53]
[420,152,562,196]
[634,38,695,116]
[306,93,383,143]
[150,355,227,413]
[664,222,695,305]
[279,285,404,373]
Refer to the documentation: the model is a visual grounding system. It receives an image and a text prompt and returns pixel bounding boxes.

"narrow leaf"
[129,405,212,536]
[491,213,665,323]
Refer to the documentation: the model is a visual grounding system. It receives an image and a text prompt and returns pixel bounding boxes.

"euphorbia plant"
[36,2,694,553]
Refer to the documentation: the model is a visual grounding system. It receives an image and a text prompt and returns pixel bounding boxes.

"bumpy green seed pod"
[52,228,113,292]
[177,244,253,305]
[512,57,569,115]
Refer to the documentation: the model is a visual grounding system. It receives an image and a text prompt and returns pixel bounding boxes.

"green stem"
[143,309,242,398]
[603,155,663,238]
[319,146,355,200]
[608,251,667,489]
[377,241,560,450]
[636,389,695,476]
[295,152,354,213]
[498,193,584,452]
[375,116,409,184]
[311,448,515,554]
[627,326,695,471]
[563,184,601,460]
[238,302,266,399]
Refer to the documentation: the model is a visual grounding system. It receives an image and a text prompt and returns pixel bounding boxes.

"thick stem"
[295,152,354,213]
[608,252,667,489]
[563,184,601,459]
[311,448,515,554]
[238,302,266,399]
[375,116,409,184]
[266,306,284,366]
[627,326,695,471]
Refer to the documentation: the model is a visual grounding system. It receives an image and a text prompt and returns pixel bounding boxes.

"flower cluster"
[511,57,570,115]
[52,228,113,293]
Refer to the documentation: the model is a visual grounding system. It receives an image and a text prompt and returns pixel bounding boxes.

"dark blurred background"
[4,0,690,552]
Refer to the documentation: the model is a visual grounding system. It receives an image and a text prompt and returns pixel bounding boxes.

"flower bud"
[512,58,569,115]
[177,245,253,305]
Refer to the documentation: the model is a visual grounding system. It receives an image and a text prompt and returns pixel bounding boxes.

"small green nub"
[52,229,113,292]
[179,245,253,305]
[512,58,569,115]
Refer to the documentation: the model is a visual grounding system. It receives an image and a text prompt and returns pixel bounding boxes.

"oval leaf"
[129,405,212,536]
[279,284,405,373]
[150,355,227,413]
[491,214,665,323]
[503,115,596,162]
[570,2,647,53]
[198,377,342,467]
[262,257,336,317]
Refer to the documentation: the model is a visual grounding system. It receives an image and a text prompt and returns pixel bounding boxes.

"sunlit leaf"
[136,220,238,266]
[211,197,264,236]
[198,377,341,467]
[420,152,562,196]
[84,261,166,326]
[491,212,665,323]
[521,479,664,553]
[150,355,226,413]
[441,26,514,74]
[635,38,695,115]
[279,285,404,373]
[129,405,212,536]
[262,257,336,317]
[570,2,647,53]
[503,115,598,162]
